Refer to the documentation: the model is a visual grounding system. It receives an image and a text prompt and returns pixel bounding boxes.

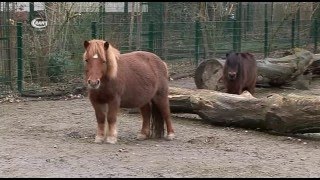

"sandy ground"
[1,77,320,178]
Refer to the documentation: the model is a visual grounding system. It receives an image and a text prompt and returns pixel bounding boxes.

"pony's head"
[83,39,119,89]
[225,52,240,81]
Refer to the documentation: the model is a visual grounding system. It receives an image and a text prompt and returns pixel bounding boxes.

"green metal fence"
[0,2,319,96]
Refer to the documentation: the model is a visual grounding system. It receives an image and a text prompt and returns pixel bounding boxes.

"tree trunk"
[162,2,168,60]
[306,55,320,76]
[199,2,210,60]
[128,2,135,51]
[136,2,142,50]
[194,48,318,90]
[169,86,320,134]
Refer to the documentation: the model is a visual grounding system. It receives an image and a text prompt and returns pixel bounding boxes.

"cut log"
[169,86,320,134]
[194,48,317,90]
[306,55,320,76]
[194,57,224,90]
[170,72,194,80]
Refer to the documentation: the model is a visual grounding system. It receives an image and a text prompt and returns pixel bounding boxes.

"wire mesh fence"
[0,2,319,96]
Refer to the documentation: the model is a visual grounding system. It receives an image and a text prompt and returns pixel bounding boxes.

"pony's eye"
[85,59,88,62]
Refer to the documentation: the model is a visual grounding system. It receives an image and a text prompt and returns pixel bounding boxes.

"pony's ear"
[104,41,109,50]
[84,40,90,49]
[226,50,234,57]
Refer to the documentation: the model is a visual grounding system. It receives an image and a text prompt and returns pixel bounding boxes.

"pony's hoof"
[137,133,148,140]
[165,133,175,141]
[106,136,117,144]
[94,136,105,143]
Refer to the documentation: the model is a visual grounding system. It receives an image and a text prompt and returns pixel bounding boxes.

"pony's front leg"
[106,99,120,144]
[92,103,108,143]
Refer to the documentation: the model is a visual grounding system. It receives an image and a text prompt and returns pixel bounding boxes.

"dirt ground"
[2,76,320,178]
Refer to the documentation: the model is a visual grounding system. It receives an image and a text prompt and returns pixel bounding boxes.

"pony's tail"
[150,102,164,138]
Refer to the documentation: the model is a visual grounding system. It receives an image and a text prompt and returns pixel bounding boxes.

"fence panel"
[0,2,319,96]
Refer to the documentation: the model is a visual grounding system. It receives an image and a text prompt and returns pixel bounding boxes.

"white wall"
[7,2,148,13]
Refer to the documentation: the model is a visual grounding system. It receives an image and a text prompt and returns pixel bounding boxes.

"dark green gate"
[0,2,14,95]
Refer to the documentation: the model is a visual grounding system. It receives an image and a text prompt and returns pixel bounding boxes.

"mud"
[1,77,320,178]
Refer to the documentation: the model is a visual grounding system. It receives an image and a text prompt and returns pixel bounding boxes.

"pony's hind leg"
[152,94,175,140]
[137,103,151,140]
[91,103,108,143]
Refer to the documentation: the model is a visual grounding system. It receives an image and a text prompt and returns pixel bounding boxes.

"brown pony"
[222,51,257,95]
[82,39,175,144]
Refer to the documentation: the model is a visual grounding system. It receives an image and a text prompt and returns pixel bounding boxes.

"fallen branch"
[169,86,320,134]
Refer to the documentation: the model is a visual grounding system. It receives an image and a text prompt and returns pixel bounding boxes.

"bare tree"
[128,2,135,51]
[162,2,168,60]
[198,2,209,60]
[23,2,91,85]
[268,2,301,52]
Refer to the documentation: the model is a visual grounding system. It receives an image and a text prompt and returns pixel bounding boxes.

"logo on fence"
[31,18,48,29]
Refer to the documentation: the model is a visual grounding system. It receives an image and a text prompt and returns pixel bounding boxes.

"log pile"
[172,48,320,135]
[194,48,320,90]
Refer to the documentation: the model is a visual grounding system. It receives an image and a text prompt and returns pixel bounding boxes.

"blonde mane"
[84,39,119,78]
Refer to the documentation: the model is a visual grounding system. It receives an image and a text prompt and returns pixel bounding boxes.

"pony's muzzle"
[228,72,237,80]
[87,79,100,89]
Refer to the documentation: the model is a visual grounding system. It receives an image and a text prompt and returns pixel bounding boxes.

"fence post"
[314,19,318,54]
[237,2,242,52]
[29,2,34,23]
[17,22,23,94]
[233,19,237,52]
[91,21,97,39]
[124,2,128,13]
[296,5,300,47]
[99,2,106,39]
[291,19,295,49]
[244,2,250,39]
[148,21,154,52]
[264,3,269,58]
[195,20,200,66]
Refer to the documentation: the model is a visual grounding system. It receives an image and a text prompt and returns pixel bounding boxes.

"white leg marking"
[165,133,175,141]
[94,135,105,143]
[137,133,148,140]
[106,136,117,144]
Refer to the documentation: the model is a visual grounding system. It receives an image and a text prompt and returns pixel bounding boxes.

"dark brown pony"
[83,39,175,144]
[222,51,257,95]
